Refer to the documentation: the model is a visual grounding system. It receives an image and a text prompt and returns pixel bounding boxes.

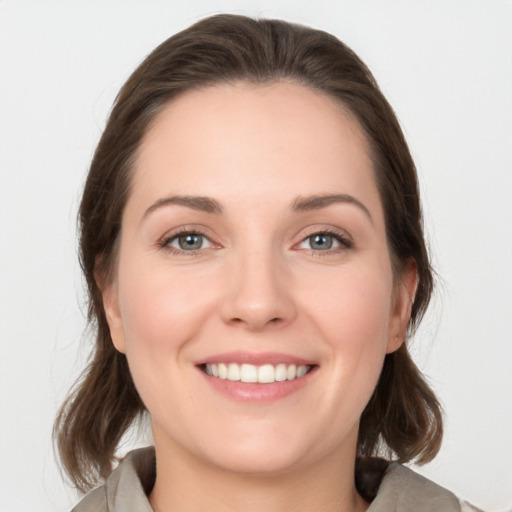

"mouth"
[200,362,314,384]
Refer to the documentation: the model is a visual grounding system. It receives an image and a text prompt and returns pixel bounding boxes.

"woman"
[55,14,479,512]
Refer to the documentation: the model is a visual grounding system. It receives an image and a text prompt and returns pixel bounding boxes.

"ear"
[97,272,126,354]
[386,258,418,354]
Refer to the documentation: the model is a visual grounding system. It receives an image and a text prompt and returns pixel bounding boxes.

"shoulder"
[71,447,155,512]
[369,463,484,512]
[71,485,108,512]
[72,449,484,512]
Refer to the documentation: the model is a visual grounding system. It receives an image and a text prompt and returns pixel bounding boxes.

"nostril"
[227,316,284,330]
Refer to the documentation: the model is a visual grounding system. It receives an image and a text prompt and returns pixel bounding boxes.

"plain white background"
[0,1,511,510]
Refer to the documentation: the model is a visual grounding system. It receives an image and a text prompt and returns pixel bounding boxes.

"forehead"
[130,80,380,215]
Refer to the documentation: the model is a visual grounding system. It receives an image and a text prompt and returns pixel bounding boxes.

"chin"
[153,418,315,477]
[203,443,309,476]
[189,419,340,477]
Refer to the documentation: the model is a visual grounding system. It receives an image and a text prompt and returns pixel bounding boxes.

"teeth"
[218,363,228,379]
[258,364,275,384]
[297,365,308,378]
[275,363,287,382]
[204,363,311,384]
[227,363,240,381]
[240,364,258,383]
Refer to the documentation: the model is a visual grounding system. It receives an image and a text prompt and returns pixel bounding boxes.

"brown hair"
[55,14,442,492]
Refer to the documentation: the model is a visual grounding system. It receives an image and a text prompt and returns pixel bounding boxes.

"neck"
[149,434,369,512]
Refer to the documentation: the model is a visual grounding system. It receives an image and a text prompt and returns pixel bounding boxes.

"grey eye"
[163,230,215,253]
[175,233,206,250]
[308,234,334,250]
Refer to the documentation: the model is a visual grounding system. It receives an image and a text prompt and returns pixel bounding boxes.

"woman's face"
[103,81,415,475]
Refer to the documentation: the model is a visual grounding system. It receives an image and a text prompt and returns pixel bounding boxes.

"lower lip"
[197,367,316,402]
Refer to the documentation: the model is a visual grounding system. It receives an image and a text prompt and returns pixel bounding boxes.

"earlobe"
[99,278,126,354]
[386,259,418,354]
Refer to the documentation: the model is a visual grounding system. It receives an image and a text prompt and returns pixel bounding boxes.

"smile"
[203,363,313,384]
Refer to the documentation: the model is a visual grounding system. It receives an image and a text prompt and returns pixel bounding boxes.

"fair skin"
[102,81,417,512]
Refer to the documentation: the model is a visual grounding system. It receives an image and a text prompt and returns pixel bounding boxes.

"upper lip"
[194,351,317,366]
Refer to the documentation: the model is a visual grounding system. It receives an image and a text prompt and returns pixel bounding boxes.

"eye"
[298,231,352,252]
[306,233,337,250]
[163,231,214,252]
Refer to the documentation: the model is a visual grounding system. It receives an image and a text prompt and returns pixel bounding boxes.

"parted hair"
[55,14,442,492]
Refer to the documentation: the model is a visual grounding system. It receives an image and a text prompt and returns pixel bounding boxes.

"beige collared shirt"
[72,447,483,512]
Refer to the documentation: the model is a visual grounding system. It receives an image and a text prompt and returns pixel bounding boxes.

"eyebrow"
[142,193,372,223]
[143,195,223,219]
[291,194,373,223]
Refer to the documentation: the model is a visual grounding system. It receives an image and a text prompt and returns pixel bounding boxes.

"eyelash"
[158,228,353,255]
[297,229,353,255]
[158,228,215,255]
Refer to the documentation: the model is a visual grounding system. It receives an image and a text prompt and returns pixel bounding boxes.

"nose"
[219,246,297,331]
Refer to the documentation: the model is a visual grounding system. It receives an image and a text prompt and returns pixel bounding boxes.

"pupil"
[311,234,332,250]
[179,234,202,250]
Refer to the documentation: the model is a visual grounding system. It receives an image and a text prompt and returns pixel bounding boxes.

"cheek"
[304,263,393,346]
[114,264,215,419]
[301,265,393,403]
[115,252,218,384]
[118,268,213,352]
